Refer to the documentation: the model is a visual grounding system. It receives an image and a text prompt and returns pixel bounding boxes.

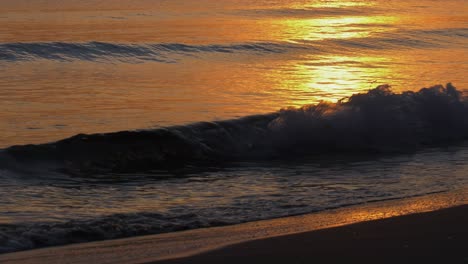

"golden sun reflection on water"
[280,16,398,42]
[278,55,393,105]
[269,13,401,105]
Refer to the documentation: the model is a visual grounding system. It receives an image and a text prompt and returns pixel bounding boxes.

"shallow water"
[1,145,468,253]
[2,148,468,224]
[0,0,467,254]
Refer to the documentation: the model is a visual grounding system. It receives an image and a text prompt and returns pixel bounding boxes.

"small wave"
[3,83,467,176]
[309,27,468,51]
[0,42,292,63]
[238,6,375,18]
[0,28,468,63]
[1,27,465,63]
[419,28,468,38]
[0,211,228,254]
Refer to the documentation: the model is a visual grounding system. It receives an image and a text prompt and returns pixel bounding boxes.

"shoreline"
[1,188,466,264]
[156,204,468,264]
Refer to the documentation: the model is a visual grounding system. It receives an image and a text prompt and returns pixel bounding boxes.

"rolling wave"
[2,83,467,176]
[0,42,292,63]
[0,28,465,63]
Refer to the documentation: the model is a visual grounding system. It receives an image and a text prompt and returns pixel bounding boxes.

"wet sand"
[1,189,466,264]
[155,205,468,264]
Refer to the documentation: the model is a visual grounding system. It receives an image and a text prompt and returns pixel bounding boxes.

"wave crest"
[2,84,467,175]
[270,83,467,153]
[1,28,465,63]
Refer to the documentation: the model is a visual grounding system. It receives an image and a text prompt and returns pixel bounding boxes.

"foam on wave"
[3,83,467,176]
[0,211,227,254]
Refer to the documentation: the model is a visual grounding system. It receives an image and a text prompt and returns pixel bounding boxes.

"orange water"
[0,0,466,147]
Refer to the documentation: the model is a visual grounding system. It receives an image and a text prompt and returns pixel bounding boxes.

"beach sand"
[1,189,466,264]
[156,205,468,264]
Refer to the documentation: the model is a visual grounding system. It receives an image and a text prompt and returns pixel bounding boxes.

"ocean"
[0,0,467,253]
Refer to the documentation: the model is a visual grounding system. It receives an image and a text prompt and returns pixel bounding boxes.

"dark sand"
[155,205,468,264]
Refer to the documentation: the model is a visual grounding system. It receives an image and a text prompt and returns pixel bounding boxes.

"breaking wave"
[1,83,468,254]
[2,83,467,176]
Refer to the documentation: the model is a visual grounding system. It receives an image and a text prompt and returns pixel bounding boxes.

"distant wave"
[0,28,465,63]
[0,42,293,63]
[306,28,468,51]
[237,6,376,18]
[2,83,467,176]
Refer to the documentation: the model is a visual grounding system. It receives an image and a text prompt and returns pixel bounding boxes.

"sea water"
[0,0,467,253]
